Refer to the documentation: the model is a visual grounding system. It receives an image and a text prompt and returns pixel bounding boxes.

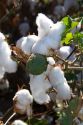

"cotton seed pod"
[11,120,27,125]
[58,46,76,62]
[78,107,83,121]
[26,54,48,75]
[36,13,53,38]
[48,66,65,88]
[56,79,71,100]
[29,73,51,104]
[21,35,38,54]
[13,89,33,116]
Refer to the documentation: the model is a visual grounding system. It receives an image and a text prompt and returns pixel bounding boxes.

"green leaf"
[62,32,73,45]
[26,54,48,75]
[62,16,72,29]
[60,111,73,125]
[27,118,48,125]
[71,21,79,29]
[68,97,79,112]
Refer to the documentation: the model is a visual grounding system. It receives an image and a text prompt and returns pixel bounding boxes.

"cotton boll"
[4,58,17,73]
[56,79,71,100]
[33,91,51,104]
[0,67,5,79]
[32,40,51,55]
[16,36,27,48]
[13,89,33,115]
[29,73,51,104]
[0,39,11,66]
[58,46,76,61]
[0,32,5,40]
[48,66,65,88]
[36,13,54,38]
[21,35,38,54]
[11,120,27,125]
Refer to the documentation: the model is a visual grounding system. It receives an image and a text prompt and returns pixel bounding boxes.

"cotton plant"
[13,89,33,117]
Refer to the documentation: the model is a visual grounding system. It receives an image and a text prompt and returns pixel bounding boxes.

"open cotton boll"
[29,73,51,104]
[0,39,11,65]
[48,66,65,88]
[0,32,5,40]
[0,67,5,79]
[11,120,27,125]
[36,13,54,38]
[58,46,76,61]
[16,36,27,48]
[13,89,33,115]
[21,35,38,54]
[4,58,17,73]
[56,81,71,100]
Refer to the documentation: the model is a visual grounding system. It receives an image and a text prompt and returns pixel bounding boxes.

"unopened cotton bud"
[13,89,33,116]
[22,35,38,54]
[29,73,51,104]
[11,120,27,125]
[36,13,53,38]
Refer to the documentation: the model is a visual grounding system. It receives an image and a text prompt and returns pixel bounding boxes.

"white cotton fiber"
[29,73,51,104]
[21,35,38,54]
[0,67,5,79]
[36,13,54,38]
[16,36,27,48]
[4,58,17,73]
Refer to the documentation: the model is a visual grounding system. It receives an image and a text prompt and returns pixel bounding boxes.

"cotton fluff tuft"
[0,32,5,40]
[29,73,51,104]
[36,13,53,38]
[0,39,17,75]
[58,46,76,61]
[56,79,71,100]
[16,37,27,48]
[48,66,71,100]
[13,89,33,116]
[11,120,27,125]
[4,58,17,73]
[21,35,38,54]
